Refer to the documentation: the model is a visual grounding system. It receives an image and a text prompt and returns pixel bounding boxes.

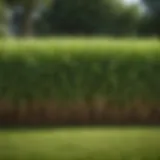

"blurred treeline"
[0,0,160,37]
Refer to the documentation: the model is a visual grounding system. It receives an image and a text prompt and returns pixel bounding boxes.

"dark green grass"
[0,128,160,160]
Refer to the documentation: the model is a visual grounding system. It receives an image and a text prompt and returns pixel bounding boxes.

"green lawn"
[0,128,160,160]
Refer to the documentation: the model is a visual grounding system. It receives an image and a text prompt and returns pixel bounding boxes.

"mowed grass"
[0,128,160,160]
[1,37,160,56]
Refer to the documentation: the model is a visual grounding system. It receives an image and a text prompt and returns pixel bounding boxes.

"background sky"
[124,0,140,4]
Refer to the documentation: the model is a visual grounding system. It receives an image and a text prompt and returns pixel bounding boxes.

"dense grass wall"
[0,38,160,125]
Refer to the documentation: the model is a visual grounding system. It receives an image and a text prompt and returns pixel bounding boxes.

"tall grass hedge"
[0,38,160,125]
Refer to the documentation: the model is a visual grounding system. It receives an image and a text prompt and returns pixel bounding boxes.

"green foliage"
[0,38,160,102]
[0,1,7,37]
[142,0,160,14]
[2,0,141,36]
[4,0,51,6]
[117,5,141,36]
[3,0,52,36]
[141,0,160,36]
[38,0,140,36]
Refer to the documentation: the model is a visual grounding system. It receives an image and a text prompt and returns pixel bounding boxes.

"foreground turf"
[0,128,160,160]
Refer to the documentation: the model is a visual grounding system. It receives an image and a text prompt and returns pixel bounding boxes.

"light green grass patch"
[0,128,160,160]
